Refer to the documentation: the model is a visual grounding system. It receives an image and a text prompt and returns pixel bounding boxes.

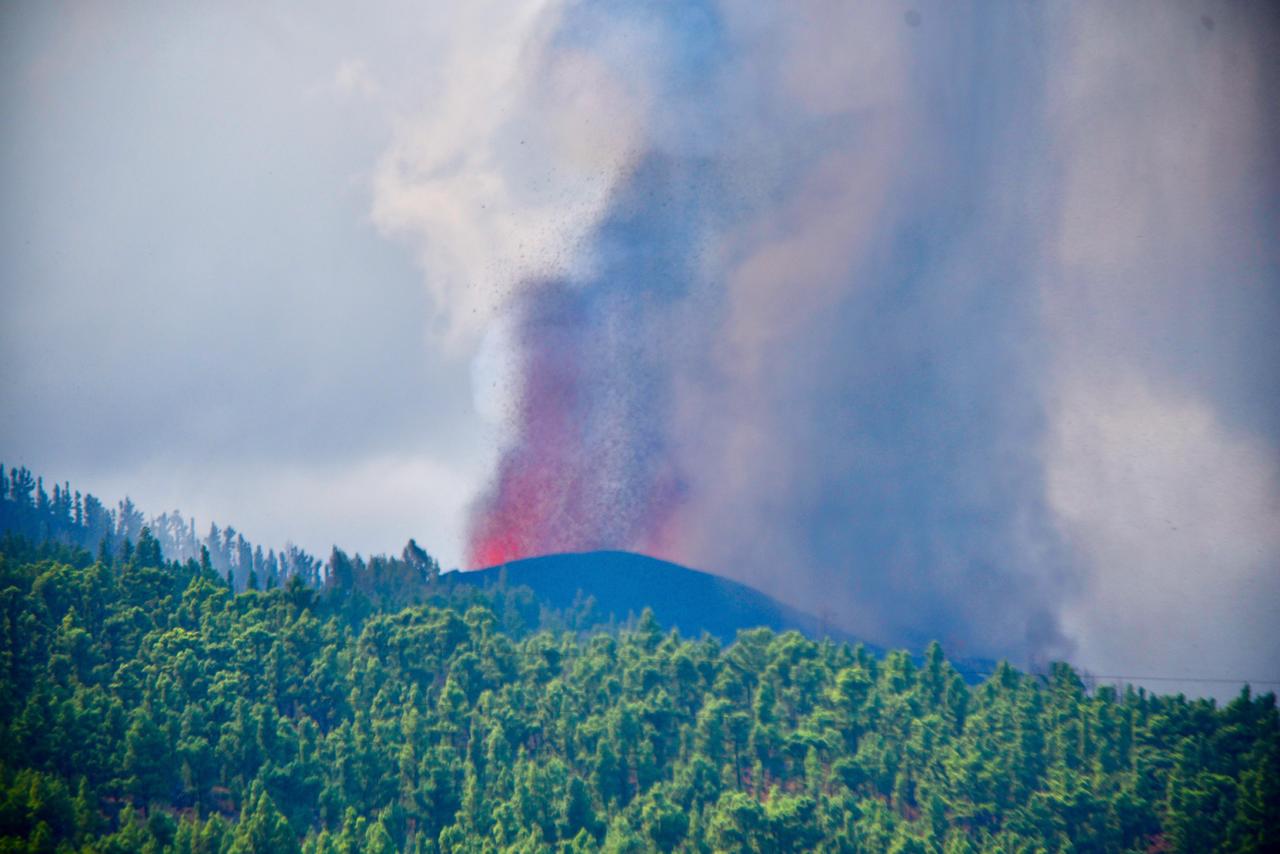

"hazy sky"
[2,1,1277,696]
[2,2,499,564]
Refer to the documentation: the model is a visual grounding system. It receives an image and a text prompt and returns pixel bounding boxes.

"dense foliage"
[0,534,1276,853]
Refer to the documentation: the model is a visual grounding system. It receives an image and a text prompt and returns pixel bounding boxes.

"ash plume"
[452,0,1280,669]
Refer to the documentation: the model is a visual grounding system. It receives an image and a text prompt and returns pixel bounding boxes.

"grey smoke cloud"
[1039,3,1280,691]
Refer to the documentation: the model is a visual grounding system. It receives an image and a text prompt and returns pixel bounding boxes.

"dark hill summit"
[447,550,870,646]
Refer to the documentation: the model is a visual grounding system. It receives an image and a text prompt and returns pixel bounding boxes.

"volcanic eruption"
[458,0,1280,676]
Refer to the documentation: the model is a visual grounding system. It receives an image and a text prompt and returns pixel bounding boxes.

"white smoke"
[368,0,642,345]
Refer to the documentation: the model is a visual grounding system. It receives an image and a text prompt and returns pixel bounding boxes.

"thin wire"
[957,670,1280,686]
[1081,674,1280,686]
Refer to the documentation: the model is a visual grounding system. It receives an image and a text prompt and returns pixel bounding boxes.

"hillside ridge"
[450,549,870,647]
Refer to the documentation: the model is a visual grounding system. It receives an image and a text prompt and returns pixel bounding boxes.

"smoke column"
[469,154,714,565]
[455,0,1280,667]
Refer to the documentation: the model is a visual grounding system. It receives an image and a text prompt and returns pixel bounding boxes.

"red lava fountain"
[465,278,686,569]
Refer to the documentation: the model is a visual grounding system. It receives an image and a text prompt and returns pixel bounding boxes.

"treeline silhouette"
[0,464,444,594]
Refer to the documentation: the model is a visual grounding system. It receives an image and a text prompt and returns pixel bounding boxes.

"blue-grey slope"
[448,550,871,647]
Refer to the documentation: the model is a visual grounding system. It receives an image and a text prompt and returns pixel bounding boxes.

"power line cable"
[1079,674,1280,685]
[955,669,1280,686]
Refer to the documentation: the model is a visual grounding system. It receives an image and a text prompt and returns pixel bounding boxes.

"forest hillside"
[0,533,1276,853]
